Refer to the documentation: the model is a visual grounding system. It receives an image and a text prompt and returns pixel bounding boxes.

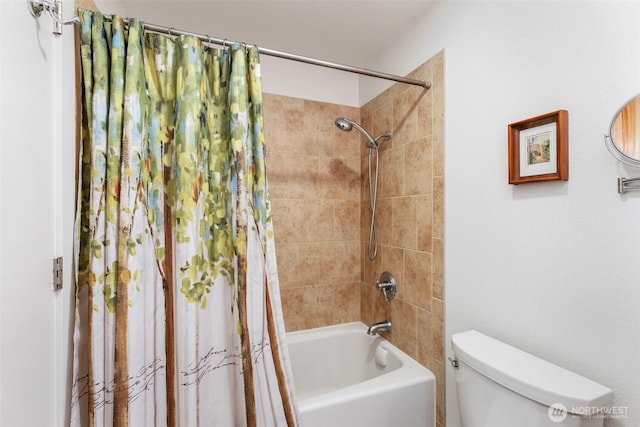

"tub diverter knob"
[376,271,396,301]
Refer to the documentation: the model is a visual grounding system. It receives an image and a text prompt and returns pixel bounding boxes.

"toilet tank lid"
[451,330,613,413]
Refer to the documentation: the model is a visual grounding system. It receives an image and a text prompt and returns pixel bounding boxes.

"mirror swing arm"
[604,134,640,194]
[617,176,640,194]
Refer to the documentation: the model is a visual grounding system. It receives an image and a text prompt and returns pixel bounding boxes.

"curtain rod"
[28,0,431,89]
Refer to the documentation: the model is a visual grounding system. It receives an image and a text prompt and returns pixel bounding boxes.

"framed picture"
[508,110,568,184]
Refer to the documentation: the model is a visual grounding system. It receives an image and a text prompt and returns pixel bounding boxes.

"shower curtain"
[71,10,298,426]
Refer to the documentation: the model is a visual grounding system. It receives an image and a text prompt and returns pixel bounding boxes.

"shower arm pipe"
[28,0,431,89]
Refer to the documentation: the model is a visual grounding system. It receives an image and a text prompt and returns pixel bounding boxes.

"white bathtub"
[286,322,435,427]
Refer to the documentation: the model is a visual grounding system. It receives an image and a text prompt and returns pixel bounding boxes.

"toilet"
[451,330,614,427]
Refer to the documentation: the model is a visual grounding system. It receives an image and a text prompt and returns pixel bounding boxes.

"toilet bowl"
[451,330,614,427]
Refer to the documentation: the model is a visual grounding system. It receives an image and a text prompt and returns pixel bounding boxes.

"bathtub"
[286,322,435,427]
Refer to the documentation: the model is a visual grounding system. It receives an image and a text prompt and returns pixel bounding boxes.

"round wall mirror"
[606,95,640,167]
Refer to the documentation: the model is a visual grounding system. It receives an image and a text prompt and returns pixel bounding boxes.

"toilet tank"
[451,330,614,427]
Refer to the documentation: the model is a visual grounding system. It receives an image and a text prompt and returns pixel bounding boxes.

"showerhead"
[335,117,353,132]
[334,117,390,149]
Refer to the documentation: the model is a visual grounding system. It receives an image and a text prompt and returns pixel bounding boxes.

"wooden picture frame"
[508,110,568,184]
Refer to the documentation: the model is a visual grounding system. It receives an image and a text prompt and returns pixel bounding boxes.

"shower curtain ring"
[222,38,228,48]
[168,27,174,36]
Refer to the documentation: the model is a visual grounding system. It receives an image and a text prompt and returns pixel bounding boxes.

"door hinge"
[53,256,63,291]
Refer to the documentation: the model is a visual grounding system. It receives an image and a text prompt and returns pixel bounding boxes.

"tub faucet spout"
[367,320,392,335]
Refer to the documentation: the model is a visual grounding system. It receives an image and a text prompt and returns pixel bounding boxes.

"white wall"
[365,1,640,426]
[261,56,360,107]
[0,1,76,425]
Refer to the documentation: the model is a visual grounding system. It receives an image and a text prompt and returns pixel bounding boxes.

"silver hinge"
[52,0,62,35]
[448,357,459,368]
[53,257,63,291]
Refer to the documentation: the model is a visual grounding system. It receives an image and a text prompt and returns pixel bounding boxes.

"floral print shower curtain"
[71,10,297,426]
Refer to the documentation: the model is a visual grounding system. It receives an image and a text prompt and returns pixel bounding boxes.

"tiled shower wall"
[264,50,444,426]
[264,95,363,330]
[360,51,445,426]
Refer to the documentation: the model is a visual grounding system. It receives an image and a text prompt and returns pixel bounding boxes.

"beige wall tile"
[433,114,445,178]
[280,287,305,331]
[433,176,444,239]
[317,156,360,200]
[334,130,362,160]
[372,293,392,328]
[303,199,333,242]
[404,250,432,312]
[392,196,417,249]
[271,198,305,244]
[390,299,417,359]
[432,298,444,361]
[418,90,434,139]
[371,98,393,140]
[380,245,404,300]
[268,152,318,199]
[433,51,445,118]
[318,241,360,284]
[417,194,433,253]
[333,282,361,324]
[275,242,319,288]
[361,110,373,137]
[374,197,392,246]
[393,88,419,145]
[263,94,306,155]
[417,308,434,362]
[380,145,404,198]
[362,243,382,289]
[405,59,433,142]
[303,99,339,158]
[360,202,371,254]
[433,238,444,300]
[360,152,371,202]
[405,136,433,195]
[334,200,360,241]
[360,280,373,325]
[303,284,334,329]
